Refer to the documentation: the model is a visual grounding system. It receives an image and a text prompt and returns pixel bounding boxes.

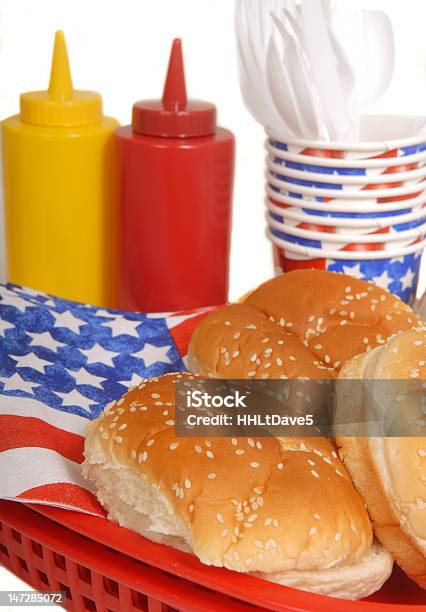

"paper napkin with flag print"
[0,283,216,516]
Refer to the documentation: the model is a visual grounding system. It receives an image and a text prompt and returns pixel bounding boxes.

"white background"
[1,0,426,605]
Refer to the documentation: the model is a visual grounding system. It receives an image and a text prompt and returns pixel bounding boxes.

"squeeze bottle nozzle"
[48,31,73,100]
[132,38,216,138]
[162,39,187,111]
[20,30,102,127]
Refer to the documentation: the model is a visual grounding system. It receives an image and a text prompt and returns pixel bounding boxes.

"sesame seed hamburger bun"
[188,270,420,380]
[336,329,426,589]
[83,372,392,600]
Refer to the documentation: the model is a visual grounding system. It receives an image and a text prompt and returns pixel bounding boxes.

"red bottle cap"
[132,39,217,138]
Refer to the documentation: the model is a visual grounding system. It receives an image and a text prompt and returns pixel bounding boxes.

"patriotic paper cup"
[267,157,426,186]
[266,185,426,215]
[267,114,426,155]
[267,212,426,246]
[268,227,426,258]
[266,198,426,229]
[268,225,425,256]
[267,172,426,201]
[271,243,422,304]
[265,139,426,170]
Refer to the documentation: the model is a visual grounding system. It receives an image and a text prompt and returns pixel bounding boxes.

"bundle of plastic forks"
[235,0,395,141]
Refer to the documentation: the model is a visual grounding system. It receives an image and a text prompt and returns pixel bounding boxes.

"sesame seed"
[335,532,342,541]
[314,513,320,520]
[220,529,228,537]
[208,473,216,479]
[188,504,194,513]
[311,469,320,478]
[350,524,357,533]
[169,442,179,450]
[206,451,214,459]
[235,449,245,455]
[233,332,241,340]
[147,439,155,447]
[418,449,426,457]
[130,450,137,459]
[115,436,123,443]
[195,445,202,453]
[216,513,224,524]
[248,371,256,377]
[150,393,160,399]
[250,462,260,468]
[308,527,317,536]
[247,438,255,447]
[264,518,272,526]
[277,463,284,470]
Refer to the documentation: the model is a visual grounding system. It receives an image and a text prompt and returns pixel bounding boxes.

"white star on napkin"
[80,344,119,367]
[101,318,141,338]
[10,353,51,374]
[69,367,106,389]
[0,373,38,394]
[0,320,14,337]
[53,310,86,333]
[56,388,94,413]
[118,372,144,388]
[28,331,65,353]
[0,293,30,312]
[132,343,171,367]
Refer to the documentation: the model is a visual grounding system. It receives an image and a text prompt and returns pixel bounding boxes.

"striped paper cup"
[269,231,424,304]
[265,197,426,229]
[267,211,426,248]
[266,185,426,215]
[267,114,426,157]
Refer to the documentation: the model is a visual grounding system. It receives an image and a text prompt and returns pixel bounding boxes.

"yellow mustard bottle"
[2,31,119,307]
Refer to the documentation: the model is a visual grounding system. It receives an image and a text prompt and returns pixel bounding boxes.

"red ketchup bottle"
[115,39,235,312]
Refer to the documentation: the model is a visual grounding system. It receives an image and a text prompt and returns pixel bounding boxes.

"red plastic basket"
[0,501,424,612]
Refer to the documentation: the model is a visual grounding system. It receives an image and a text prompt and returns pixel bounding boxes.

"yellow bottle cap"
[20,31,103,127]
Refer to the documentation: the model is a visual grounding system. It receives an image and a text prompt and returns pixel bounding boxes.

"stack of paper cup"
[265,115,426,303]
